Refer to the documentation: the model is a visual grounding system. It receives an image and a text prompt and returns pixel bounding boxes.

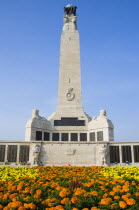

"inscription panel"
[109,146,120,163]
[7,145,17,162]
[19,145,30,163]
[80,133,87,141]
[133,146,139,162]
[0,145,6,162]
[62,133,68,141]
[71,133,78,141]
[122,146,132,163]
[54,118,85,126]
[52,133,59,141]
[90,132,95,141]
[97,131,103,141]
[44,132,50,141]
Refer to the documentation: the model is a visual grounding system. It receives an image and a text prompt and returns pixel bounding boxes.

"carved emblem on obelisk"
[66,88,75,101]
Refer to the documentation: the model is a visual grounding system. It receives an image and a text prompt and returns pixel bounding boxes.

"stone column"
[69,133,71,141]
[94,132,96,142]
[119,145,122,165]
[4,144,8,162]
[42,132,44,141]
[78,133,80,142]
[87,132,89,141]
[131,145,134,164]
[59,133,62,142]
[17,145,20,163]
[50,133,52,141]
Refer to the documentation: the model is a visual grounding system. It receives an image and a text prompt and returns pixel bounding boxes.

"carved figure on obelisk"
[99,144,107,166]
[33,144,41,165]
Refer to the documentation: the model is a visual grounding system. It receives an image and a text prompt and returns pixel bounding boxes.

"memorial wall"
[0,141,139,166]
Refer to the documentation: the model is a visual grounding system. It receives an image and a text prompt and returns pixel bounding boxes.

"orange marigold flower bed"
[0,166,139,210]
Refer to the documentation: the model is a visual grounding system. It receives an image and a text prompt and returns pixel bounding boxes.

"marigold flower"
[109,191,115,196]
[122,193,131,201]
[23,189,30,194]
[110,203,117,209]
[71,197,80,204]
[91,191,98,196]
[24,203,29,208]
[11,186,17,191]
[103,193,108,198]
[112,187,119,192]
[3,207,10,210]
[56,186,62,191]
[0,204,3,210]
[3,193,9,200]
[33,194,40,198]
[12,197,18,202]
[61,198,70,204]
[114,196,120,200]
[9,193,17,199]
[119,201,127,209]
[10,201,22,208]
[126,198,136,205]
[84,192,89,197]
[123,186,129,192]
[18,207,25,210]
[59,188,70,197]
[28,203,36,209]
[55,205,65,210]
[48,203,54,207]
[100,198,112,205]
[17,185,23,191]
[36,189,42,195]
[74,191,82,196]
[82,208,89,210]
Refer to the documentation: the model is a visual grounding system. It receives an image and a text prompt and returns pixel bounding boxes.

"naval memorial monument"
[0,5,139,166]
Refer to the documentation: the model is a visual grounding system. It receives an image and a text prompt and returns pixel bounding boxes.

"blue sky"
[0,0,139,141]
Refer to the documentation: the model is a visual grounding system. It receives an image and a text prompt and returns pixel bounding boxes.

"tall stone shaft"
[25,4,114,144]
[57,5,83,115]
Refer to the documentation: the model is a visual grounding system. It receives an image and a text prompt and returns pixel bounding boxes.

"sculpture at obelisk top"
[64,5,77,16]
[63,5,77,28]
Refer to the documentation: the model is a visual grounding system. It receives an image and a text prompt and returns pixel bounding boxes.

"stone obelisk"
[25,4,114,144]
[54,4,89,119]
